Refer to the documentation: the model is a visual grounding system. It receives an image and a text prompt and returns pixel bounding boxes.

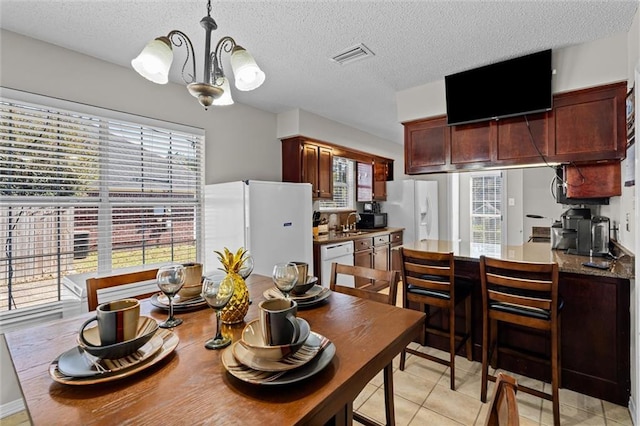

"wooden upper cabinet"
[373,158,390,201]
[404,116,449,174]
[317,146,333,198]
[496,112,553,162]
[552,82,626,162]
[281,137,333,199]
[565,162,622,198]
[450,121,496,165]
[301,143,319,190]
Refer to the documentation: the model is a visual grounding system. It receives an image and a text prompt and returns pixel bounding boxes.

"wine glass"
[272,262,299,299]
[156,264,186,328]
[202,273,235,349]
[238,252,254,279]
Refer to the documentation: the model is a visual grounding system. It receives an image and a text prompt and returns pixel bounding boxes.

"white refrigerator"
[383,180,439,245]
[203,180,313,277]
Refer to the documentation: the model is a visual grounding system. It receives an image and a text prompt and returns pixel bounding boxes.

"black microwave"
[358,213,387,229]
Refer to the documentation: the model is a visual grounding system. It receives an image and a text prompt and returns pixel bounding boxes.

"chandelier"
[131,0,265,109]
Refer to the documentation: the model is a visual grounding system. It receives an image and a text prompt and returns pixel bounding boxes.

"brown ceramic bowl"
[77,316,159,359]
[291,276,318,296]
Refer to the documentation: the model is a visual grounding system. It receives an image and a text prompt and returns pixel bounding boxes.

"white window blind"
[470,172,503,247]
[0,92,204,311]
[319,157,355,210]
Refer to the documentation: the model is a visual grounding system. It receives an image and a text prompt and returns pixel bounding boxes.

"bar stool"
[398,248,473,390]
[479,255,561,426]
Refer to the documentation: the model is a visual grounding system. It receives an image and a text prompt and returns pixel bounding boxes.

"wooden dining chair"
[479,255,561,426]
[86,269,159,311]
[484,372,520,426]
[398,248,473,390]
[329,262,399,426]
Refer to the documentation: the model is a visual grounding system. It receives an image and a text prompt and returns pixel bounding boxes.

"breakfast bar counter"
[397,239,633,405]
[401,239,634,280]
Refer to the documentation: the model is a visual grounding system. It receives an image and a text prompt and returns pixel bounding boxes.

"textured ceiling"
[1,1,637,144]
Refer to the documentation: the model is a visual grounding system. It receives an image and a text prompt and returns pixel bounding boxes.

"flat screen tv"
[445,49,552,126]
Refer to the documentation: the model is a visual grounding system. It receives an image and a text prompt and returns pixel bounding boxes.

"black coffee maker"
[555,208,590,253]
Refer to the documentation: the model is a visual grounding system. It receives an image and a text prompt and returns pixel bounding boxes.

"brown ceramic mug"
[78,298,140,346]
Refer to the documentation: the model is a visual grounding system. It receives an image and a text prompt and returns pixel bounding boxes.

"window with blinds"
[0,93,204,312]
[470,172,503,247]
[318,157,355,210]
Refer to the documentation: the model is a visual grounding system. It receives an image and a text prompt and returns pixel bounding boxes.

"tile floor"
[352,343,634,426]
[1,344,633,426]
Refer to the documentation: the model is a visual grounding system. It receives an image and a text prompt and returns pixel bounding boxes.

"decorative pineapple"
[215,247,251,324]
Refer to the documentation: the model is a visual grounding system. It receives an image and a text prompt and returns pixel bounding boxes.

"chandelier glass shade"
[131,0,264,109]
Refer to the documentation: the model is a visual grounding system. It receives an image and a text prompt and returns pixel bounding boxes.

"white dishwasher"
[320,241,355,287]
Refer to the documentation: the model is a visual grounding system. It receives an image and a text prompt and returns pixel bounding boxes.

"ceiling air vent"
[330,43,375,65]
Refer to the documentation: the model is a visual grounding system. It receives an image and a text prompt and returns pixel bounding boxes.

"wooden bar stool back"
[329,262,399,426]
[479,255,560,426]
[484,372,520,426]
[86,269,159,311]
[398,248,473,390]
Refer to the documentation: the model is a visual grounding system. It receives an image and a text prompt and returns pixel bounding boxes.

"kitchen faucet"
[346,212,361,231]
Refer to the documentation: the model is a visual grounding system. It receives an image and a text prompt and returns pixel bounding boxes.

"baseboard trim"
[0,398,25,419]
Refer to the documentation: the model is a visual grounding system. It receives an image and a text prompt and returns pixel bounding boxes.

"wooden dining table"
[4,274,425,425]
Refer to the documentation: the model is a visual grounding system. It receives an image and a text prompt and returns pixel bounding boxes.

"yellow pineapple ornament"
[215,247,251,324]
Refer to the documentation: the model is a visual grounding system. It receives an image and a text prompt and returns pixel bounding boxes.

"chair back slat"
[486,273,553,292]
[405,275,451,293]
[86,269,159,311]
[488,290,552,311]
[330,263,398,306]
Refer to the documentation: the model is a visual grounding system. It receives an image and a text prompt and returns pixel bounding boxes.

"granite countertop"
[400,240,634,280]
[313,227,405,245]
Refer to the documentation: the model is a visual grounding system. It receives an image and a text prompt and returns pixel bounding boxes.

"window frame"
[0,88,205,312]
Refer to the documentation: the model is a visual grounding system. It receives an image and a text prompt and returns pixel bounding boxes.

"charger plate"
[232,328,321,372]
[49,328,179,385]
[58,334,163,378]
[222,332,335,385]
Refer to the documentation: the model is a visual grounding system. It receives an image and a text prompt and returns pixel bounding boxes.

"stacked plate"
[262,284,331,308]
[49,327,179,385]
[221,318,335,385]
[150,292,207,311]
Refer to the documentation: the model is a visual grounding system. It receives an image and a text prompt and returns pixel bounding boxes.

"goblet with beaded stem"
[272,262,299,299]
[202,273,235,349]
[156,264,186,328]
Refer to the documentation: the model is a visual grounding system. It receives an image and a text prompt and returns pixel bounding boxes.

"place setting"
[150,262,208,312]
[49,266,184,385]
[49,297,180,385]
[221,263,335,385]
[262,261,331,308]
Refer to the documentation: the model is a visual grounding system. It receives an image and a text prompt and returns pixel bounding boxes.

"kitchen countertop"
[400,239,634,280]
[313,227,405,245]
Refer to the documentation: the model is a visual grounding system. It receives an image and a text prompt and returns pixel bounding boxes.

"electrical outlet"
[508,198,515,206]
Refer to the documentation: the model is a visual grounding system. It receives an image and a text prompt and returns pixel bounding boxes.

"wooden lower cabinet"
[421,260,630,405]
